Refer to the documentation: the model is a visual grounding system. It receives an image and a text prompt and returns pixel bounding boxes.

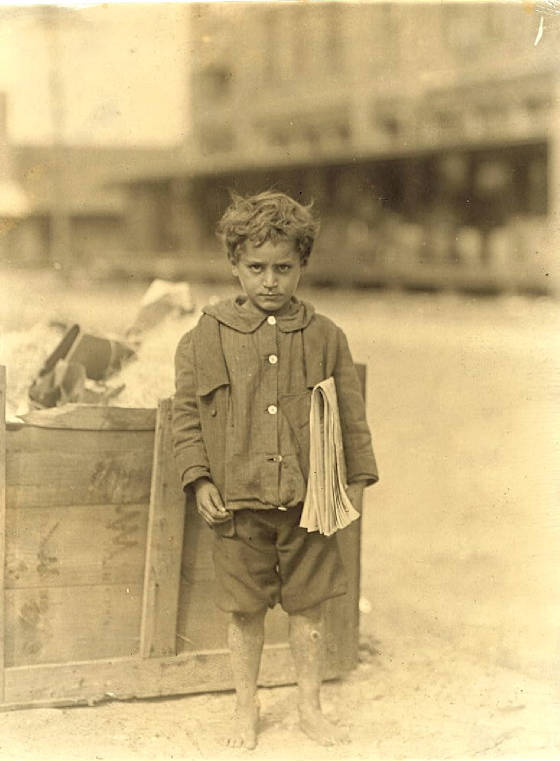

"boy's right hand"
[193,478,232,526]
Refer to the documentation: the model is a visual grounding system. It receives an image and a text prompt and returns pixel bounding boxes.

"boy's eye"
[248,264,262,273]
[276,265,291,273]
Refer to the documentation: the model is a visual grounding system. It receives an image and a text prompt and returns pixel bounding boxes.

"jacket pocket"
[197,386,228,494]
[198,391,219,418]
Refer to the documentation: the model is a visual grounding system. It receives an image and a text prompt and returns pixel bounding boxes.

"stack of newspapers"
[300,377,361,536]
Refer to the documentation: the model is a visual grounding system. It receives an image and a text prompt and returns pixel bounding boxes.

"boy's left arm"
[333,327,379,500]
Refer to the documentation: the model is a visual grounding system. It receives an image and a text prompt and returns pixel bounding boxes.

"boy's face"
[231,240,303,314]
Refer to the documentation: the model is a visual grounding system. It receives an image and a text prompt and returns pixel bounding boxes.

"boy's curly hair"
[216,190,320,264]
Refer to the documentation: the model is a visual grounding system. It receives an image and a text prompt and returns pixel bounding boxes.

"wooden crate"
[0,366,363,710]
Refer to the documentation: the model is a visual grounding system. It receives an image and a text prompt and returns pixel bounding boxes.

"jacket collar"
[201,296,314,334]
[194,297,325,396]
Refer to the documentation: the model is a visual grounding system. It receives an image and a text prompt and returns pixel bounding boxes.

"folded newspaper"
[299,376,361,536]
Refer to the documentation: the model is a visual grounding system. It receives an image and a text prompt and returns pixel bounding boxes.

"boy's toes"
[225,728,257,750]
[298,707,350,746]
[224,705,259,750]
[225,732,257,750]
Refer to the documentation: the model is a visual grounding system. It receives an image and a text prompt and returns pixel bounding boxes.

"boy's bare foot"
[225,701,260,750]
[298,705,350,746]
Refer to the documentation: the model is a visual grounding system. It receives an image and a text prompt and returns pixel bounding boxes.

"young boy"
[172,191,378,749]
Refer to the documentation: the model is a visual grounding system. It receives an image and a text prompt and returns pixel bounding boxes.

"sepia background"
[0,2,559,759]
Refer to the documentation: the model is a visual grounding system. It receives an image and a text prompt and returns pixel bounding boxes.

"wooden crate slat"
[140,399,186,659]
[19,405,156,431]
[3,642,326,706]
[177,500,221,653]
[4,584,143,667]
[5,503,149,589]
[180,498,215,580]
[6,425,154,454]
[327,517,362,672]
[6,448,153,508]
[177,578,228,652]
[329,363,365,672]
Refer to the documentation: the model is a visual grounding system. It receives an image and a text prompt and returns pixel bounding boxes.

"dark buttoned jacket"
[172,298,378,503]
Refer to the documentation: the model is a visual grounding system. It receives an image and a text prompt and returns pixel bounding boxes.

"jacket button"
[268,354,278,365]
[267,404,277,415]
[210,408,217,417]
[267,315,276,325]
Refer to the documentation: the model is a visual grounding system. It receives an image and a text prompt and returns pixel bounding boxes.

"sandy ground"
[0,619,559,761]
[1,268,559,760]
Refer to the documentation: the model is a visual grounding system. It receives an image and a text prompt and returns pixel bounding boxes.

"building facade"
[1,135,180,271]
[189,3,554,165]
[124,2,560,293]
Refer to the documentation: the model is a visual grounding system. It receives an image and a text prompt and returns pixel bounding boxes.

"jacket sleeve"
[333,327,379,486]
[172,330,212,491]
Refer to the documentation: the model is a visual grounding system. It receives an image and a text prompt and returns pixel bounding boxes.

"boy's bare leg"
[226,609,266,749]
[289,605,350,746]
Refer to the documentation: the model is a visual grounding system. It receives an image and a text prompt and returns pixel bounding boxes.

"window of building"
[434,108,461,133]
[199,64,232,101]
[335,122,351,143]
[198,125,235,154]
[525,94,552,117]
[378,115,400,138]
[524,153,547,216]
[268,127,290,148]
[372,101,403,140]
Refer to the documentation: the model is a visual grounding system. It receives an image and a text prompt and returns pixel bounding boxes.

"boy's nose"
[263,270,277,288]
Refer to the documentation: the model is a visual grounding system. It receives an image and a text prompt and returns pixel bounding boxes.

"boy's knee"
[231,609,266,626]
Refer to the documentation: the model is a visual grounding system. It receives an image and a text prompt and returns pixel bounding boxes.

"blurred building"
[0,93,30,261]
[12,144,181,271]
[121,3,559,293]
[0,96,180,271]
